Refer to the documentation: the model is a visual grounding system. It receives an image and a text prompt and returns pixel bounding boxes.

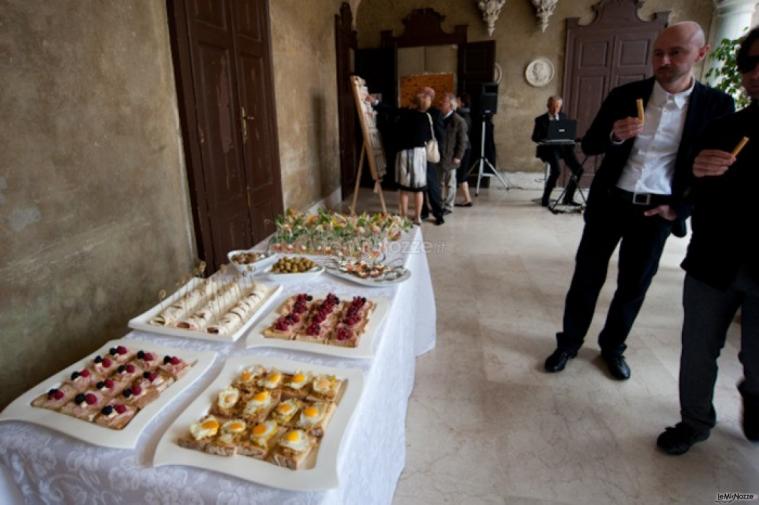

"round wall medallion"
[525,58,555,87]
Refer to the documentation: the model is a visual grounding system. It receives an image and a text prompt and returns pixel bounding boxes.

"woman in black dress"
[394,93,433,224]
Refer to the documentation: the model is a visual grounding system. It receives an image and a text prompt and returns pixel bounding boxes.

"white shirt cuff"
[609,131,625,145]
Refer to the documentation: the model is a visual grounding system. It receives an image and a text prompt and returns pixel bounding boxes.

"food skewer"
[731,136,750,157]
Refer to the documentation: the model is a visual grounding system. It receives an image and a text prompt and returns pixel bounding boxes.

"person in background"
[543,22,735,380]
[657,26,759,455]
[365,91,434,224]
[438,93,469,214]
[455,93,474,207]
[418,87,446,225]
[531,96,584,207]
[366,91,433,225]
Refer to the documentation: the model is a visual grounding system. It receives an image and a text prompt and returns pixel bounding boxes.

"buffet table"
[0,227,436,505]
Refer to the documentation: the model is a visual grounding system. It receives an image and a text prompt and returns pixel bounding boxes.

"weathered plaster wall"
[357,0,715,173]
[0,1,195,408]
[270,0,344,210]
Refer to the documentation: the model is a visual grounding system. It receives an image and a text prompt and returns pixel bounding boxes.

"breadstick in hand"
[731,136,749,157]
[636,99,645,123]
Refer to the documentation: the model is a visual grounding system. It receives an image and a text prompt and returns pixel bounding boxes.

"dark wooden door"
[168,0,283,271]
[562,0,668,186]
[232,0,283,242]
[334,3,358,199]
[355,47,396,187]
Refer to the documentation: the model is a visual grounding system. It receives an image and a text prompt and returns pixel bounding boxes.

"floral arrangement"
[269,208,412,258]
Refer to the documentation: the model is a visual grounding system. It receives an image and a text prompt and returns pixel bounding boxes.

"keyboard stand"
[548,153,589,215]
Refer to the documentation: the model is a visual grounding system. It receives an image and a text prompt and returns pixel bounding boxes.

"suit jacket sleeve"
[581,88,624,155]
[531,117,542,143]
[676,93,736,212]
[454,118,468,159]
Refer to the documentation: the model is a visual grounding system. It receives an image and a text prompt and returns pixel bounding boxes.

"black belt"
[612,187,672,206]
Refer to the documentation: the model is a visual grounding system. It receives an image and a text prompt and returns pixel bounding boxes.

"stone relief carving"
[530,0,559,32]
[525,58,555,87]
[477,0,507,37]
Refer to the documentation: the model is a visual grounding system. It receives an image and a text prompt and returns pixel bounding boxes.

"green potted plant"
[706,33,751,109]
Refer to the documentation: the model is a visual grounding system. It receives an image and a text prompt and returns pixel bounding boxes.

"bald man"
[544,22,735,379]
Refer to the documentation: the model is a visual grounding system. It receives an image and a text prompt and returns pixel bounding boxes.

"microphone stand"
[465,115,511,195]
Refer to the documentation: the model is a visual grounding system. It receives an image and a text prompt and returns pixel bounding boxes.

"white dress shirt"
[616,79,695,195]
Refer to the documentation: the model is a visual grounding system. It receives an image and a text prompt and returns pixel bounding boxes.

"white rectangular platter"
[153,356,364,491]
[0,338,216,449]
[128,277,283,343]
[245,294,391,359]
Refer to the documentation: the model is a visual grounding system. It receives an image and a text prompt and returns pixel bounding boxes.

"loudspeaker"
[478,82,498,115]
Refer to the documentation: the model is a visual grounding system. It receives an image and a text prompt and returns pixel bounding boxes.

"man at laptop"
[531,96,584,207]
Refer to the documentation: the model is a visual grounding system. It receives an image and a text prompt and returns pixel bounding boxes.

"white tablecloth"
[0,227,436,505]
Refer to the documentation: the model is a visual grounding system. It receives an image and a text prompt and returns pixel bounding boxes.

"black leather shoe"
[657,422,709,455]
[544,348,576,373]
[434,216,445,225]
[602,353,631,380]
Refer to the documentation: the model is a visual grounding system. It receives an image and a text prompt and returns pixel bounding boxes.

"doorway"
[167,0,284,271]
[334,2,359,201]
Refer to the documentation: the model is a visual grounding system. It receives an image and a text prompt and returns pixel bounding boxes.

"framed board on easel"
[350,75,387,215]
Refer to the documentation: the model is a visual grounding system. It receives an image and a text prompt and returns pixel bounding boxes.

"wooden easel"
[350,75,387,215]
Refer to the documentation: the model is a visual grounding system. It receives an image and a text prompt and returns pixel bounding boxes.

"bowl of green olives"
[262,256,324,282]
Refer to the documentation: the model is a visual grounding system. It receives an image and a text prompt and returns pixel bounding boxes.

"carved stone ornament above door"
[530,0,559,32]
[525,57,555,87]
[477,0,507,37]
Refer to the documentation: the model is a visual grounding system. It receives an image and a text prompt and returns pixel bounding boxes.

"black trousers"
[679,270,759,434]
[541,147,584,205]
[556,193,673,356]
[422,162,445,219]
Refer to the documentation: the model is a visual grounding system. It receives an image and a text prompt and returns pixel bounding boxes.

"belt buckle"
[632,192,651,205]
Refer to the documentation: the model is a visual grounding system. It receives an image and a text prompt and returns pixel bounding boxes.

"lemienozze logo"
[716,492,758,504]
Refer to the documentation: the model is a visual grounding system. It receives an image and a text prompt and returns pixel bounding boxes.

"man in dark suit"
[439,93,469,213]
[657,26,759,455]
[531,96,584,206]
[544,21,735,379]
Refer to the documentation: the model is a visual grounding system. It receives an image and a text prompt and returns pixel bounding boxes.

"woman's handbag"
[425,112,440,163]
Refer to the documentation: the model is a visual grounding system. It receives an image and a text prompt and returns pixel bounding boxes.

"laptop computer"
[544,119,577,144]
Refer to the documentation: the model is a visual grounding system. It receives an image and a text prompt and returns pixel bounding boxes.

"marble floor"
[371,187,757,505]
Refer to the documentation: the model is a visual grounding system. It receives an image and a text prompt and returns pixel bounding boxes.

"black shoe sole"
[657,443,691,456]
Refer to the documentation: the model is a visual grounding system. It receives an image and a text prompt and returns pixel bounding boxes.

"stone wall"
[0,1,196,408]
[270,0,344,210]
[356,0,716,173]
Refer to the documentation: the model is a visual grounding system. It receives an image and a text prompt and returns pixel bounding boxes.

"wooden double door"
[168,0,283,271]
